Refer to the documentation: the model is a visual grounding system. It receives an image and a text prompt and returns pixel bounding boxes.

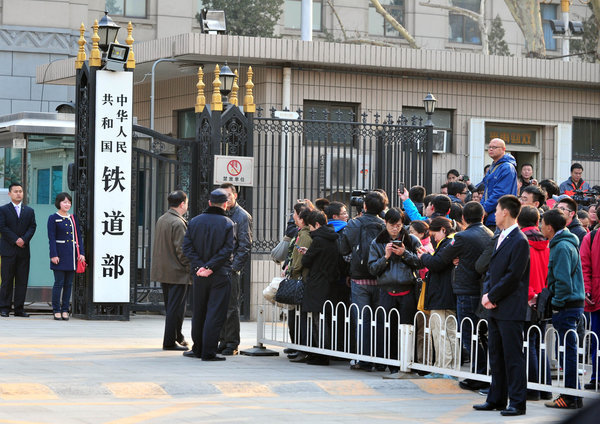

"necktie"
[15,205,20,218]
[496,232,506,250]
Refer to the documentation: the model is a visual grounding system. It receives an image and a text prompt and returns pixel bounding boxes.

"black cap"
[209,188,229,204]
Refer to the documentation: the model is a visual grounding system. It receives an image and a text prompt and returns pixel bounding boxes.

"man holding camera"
[340,191,386,372]
[560,163,590,196]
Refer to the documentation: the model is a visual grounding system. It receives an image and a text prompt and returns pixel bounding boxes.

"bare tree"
[591,0,600,59]
[370,0,419,48]
[420,0,489,54]
[503,0,545,58]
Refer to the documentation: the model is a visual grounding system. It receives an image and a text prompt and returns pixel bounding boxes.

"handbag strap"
[70,214,80,258]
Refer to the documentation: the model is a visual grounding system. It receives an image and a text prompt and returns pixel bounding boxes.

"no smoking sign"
[213,155,254,187]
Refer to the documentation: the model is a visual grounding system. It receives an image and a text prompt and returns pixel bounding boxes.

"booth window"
[449,0,481,44]
[284,0,322,31]
[105,0,147,18]
[572,118,600,161]
[369,0,404,38]
[37,166,62,204]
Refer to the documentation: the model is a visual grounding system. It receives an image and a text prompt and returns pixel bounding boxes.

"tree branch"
[419,1,481,22]
[370,0,419,49]
[326,0,348,41]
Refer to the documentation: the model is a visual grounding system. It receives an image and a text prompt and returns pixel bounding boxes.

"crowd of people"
[268,138,599,417]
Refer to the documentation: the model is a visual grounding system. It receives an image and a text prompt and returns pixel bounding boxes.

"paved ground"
[0,312,585,423]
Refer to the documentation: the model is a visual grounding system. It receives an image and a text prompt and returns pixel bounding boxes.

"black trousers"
[487,317,527,410]
[0,251,30,313]
[161,283,189,347]
[191,273,231,359]
[218,271,241,349]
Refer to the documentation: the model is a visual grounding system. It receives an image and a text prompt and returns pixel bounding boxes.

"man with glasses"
[478,138,518,231]
[447,181,468,205]
[519,185,546,212]
[556,197,587,245]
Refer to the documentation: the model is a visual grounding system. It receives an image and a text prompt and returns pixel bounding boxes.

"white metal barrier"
[256,301,600,399]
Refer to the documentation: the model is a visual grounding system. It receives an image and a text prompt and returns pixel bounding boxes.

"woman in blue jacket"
[47,193,85,320]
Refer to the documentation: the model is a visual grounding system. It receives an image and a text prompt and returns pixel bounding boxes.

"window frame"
[368,0,405,38]
[105,0,148,19]
[448,0,481,45]
[572,117,600,161]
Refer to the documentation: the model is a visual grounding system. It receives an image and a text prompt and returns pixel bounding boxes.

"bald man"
[479,138,518,230]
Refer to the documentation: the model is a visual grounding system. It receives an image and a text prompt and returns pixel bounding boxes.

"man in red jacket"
[581,226,600,390]
[517,206,551,401]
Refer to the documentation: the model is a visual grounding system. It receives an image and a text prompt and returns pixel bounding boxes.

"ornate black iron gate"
[251,107,433,253]
[129,125,194,312]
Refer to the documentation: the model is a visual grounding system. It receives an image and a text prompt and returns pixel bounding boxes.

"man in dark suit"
[182,189,234,361]
[0,183,37,317]
[474,195,529,416]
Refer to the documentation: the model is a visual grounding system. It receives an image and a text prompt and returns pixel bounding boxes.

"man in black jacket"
[182,189,234,361]
[474,195,529,416]
[556,197,587,245]
[0,183,37,317]
[217,183,253,356]
[339,191,385,371]
[423,201,493,390]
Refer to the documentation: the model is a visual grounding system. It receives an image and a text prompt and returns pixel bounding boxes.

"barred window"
[572,118,600,161]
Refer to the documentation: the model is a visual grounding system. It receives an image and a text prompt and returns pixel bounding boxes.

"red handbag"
[71,215,87,274]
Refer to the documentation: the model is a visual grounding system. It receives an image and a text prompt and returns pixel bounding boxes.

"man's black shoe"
[287,352,299,359]
[221,347,238,356]
[202,355,226,361]
[283,348,296,354]
[163,345,188,351]
[500,407,526,416]
[0,311,9,317]
[584,381,597,390]
[473,402,503,411]
[14,312,29,317]
[459,379,489,391]
[183,350,201,358]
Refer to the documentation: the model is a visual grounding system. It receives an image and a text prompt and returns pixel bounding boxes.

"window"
[303,100,359,146]
[284,0,322,31]
[541,4,557,51]
[369,0,405,38]
[402,107,453,153]
[572,118,600,161]
[177,109,196,140]
[36,166,62,205]
[449,0,481,44]
[106,0,147,18]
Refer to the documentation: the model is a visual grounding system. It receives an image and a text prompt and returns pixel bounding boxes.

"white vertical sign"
[93,70,132,303]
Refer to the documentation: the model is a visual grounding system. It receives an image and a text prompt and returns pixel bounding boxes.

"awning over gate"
[0,112,75,147]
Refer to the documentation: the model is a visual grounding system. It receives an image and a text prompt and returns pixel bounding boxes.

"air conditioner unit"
[432,129,447,153]
[323,154,371,190]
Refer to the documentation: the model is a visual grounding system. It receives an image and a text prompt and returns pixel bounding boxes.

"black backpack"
[351,219,385,278]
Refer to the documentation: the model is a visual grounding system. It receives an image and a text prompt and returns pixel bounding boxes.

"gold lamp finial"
[90,19,101,67]
[126,22,136,69]
[75,23,87,69]
[243,66,255,113]
[196,67,206,113]
[229,69,239,107]
[211,64,223,112]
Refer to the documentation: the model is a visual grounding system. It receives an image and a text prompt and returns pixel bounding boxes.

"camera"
[572,189,598,207]
[350,189,369,208]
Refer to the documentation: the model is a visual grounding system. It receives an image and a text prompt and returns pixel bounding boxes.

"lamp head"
[98,11,120,52]
[423,92,437,115]
[219,63,236,96]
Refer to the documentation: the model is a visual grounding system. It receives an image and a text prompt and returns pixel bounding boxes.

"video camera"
[349,189,369,208]
[572,188,599,207]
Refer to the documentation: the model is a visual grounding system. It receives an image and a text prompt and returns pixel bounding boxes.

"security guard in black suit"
[0,183,37,317]
[182,189,234,361]
[474,195,530,417]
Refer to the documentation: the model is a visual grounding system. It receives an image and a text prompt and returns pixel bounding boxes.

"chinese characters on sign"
[213,155,254,187]
[93,71,132,303]
[485,125,537,147]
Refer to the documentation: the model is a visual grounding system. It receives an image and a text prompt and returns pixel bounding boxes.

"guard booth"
[0,110,76,303]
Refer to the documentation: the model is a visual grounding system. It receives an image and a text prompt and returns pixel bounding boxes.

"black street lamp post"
[423,92,437,194]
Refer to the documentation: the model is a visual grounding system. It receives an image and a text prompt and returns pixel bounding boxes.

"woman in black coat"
[417,217,458,370]
[47,192,85,321]
[298,210,340,365]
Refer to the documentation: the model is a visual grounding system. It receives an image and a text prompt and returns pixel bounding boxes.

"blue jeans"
[52,270,74,313]
[456,294,487,374]
[351,282,380,363]
[552,307,583,401]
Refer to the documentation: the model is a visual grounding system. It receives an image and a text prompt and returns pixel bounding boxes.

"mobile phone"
[398,182,405,194]
[391,240,403,246]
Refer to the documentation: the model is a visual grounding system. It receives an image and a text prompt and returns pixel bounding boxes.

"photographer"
[560,163,590,196]
[340,191,386,372]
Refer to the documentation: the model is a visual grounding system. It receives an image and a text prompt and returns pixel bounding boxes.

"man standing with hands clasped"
[474,195,529,417]
[0,183,37,317]
[182,189,234,361]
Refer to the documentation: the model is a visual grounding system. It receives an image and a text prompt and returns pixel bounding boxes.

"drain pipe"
[279,67,293,236]
[301,0,313,41]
